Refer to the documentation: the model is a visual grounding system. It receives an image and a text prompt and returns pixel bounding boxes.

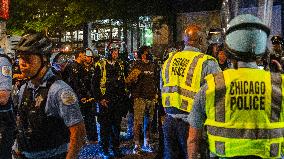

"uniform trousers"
[80,102,97,142]
[98,105,122,154]
[163,114,189,159]
[0,111,16,159]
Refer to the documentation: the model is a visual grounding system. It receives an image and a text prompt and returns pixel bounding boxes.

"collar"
[183,45,200,52]
[237,61,259,69]
[27,68,54,89]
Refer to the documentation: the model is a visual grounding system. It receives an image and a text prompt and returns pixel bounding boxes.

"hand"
[100,99,109,108]
[100,83,105,89]
[271,59,283,72]
[0,90,10,106]
[80,98,87,103]
[160,116,165,125]
[125,68,141,84]
[13,73,26,80]
[153,94,159,103]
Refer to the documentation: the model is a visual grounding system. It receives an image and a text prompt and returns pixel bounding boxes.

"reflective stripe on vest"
[100,59,125,95]
[162,86,196,98]
[271,73,282,122]
[100,60,107,95]
[162,51,213,112]
[214,72,226,122]
[204,68,284,158]
[207,126,284,139]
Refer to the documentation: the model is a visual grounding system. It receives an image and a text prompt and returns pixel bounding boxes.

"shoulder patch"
[1,65,12,77]
[60,90,77,106]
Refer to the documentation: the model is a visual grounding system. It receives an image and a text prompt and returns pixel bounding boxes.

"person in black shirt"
[98,46,126,158]
[63,49,101,143]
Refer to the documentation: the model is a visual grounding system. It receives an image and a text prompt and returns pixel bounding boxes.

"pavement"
[79,114,162,159]
[12,115,162,159]
[79,132,160,159]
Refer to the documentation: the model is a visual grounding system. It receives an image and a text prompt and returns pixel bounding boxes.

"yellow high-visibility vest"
[94,60,102,69]
[161,51,216,112]
[205,68,284,158]
[100,59,125,95]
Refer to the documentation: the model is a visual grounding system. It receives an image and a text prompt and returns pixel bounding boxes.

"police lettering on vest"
[162,51,216,112]
[229,80,265,111]
[171,58,190,77]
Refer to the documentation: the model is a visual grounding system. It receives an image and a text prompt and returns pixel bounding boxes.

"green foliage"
[6,0,172,36]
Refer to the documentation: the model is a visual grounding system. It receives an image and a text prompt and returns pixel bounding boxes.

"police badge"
[1,65,12,77]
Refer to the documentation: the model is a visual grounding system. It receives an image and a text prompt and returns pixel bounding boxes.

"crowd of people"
[0,13,284,159]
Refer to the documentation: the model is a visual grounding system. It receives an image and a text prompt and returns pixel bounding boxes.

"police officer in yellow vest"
[187,13,284,158]
[161,25,221,159]
[98,44,127,158]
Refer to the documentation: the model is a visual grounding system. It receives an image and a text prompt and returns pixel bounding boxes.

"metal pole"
[282,0,284,37]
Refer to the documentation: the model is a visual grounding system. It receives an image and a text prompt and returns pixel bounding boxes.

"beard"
[20,67,37,78]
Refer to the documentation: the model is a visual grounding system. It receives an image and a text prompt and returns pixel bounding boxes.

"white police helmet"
[225,14,270,61]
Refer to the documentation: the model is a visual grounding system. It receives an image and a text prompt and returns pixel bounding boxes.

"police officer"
[63,48,101,143]
[269,35,284,73]
[188,14,283,158]
[161,25,221,159]
[206,28,223,58]
[14,33,86,159]
[80,48,101,143]
[0,52,15,159]
[62,49,85,90]
[98,44,126,158]
[271,35,284,57]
